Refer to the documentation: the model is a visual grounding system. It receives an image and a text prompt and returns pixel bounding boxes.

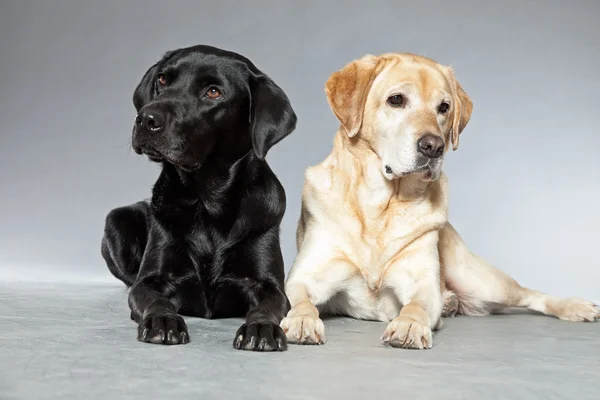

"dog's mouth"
[421,169,435,180]
[417,160,443,181]
[132,142,200,171]
[383,159,440,181]
[133,143,163,161]
[143,148,164,162]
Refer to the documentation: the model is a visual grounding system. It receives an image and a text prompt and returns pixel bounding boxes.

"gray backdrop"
[0,0,598,302]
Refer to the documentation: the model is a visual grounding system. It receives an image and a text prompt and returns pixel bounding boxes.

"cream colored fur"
[280,53,600,350]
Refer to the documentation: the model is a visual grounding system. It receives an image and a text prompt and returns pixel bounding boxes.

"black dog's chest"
[187,223,220,262]
[166,218,249,319]
[143,154,287,321]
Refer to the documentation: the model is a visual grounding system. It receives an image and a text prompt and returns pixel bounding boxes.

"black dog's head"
[131,45,297,170]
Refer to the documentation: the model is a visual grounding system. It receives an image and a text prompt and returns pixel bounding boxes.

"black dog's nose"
[137,109,165,133]
[417,134,444,159]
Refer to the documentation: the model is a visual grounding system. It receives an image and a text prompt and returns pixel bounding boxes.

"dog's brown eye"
[438,102,450,114]
[206,87,222,99]
[387,94,404,107]
[157,74,167,86]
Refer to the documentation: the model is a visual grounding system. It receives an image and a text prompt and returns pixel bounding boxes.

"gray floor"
[1,283,599,400]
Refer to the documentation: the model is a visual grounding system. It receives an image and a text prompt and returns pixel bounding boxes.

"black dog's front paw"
[233,321,287,351]
[137,313,189,345]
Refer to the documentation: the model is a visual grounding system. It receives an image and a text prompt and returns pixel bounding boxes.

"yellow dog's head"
[326,53,472,181]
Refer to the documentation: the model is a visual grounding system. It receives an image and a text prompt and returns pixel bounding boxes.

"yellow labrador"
[280,53,599,350]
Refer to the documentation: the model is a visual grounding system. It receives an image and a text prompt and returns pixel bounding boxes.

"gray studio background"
[0,0,598,302]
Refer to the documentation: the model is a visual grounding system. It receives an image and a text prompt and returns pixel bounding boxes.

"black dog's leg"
[128,276,190,345]
[127,235,191,345]
[233,284,290,351]
[101,202,150,287]
[232,229,290,351]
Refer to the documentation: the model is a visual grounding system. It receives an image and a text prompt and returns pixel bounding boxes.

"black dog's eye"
[206,87,222,99]
[438,102,450,114]
[387,94,405,107]
[157,74,167,87]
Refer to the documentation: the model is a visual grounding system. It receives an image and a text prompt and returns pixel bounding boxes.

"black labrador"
[101,45,296,351]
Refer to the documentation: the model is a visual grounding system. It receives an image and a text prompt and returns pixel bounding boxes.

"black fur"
[101,45,296,351]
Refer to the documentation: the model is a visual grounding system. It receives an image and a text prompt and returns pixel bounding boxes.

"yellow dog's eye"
[206,87,222,99]
[157,74,167,86]
[438,102,450,114]
[387,94,404,107]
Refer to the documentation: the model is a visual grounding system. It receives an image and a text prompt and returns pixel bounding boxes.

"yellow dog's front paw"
[381,317,432,349]
[280,315,326,345]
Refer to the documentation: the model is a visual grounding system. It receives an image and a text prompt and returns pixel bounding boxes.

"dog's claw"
[181,331,189,344]
[258,337,268,351]
[233,334,243,349]
[244,336,257,350]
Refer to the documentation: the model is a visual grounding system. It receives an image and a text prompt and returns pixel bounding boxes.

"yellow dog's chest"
[318,199,445,321]
[328,189,442,287]
[305,162,447,295]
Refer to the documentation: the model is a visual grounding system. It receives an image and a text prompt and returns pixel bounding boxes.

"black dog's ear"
[132,63,159,112]
[250,75,297,160]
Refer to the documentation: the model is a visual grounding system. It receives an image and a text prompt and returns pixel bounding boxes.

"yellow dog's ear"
[445,67,473,150]
[325,54,384,138]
